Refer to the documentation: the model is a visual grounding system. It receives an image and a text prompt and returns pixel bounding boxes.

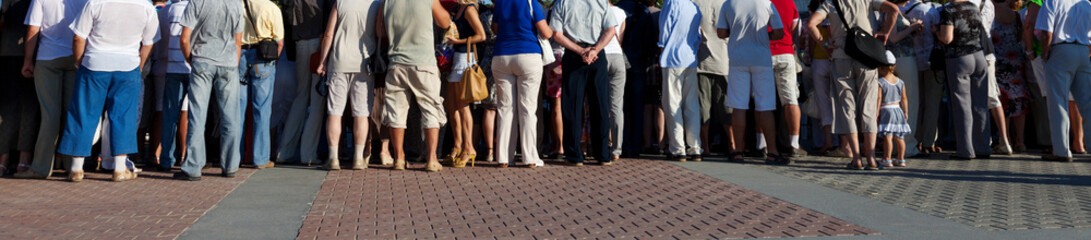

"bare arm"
[316,6,339,75]
[72,35,86,69]
[589,25,617,55]
[769,28,785,40]
[875,1,901,43]
[181,27,193,63]
[432,0,451,29]
[901,85,908,119]
[937,25,954,45]
[890,21,922,43]
[447,6,486,45]
[617,20,626,43]
[235,33,243,64]
[552,31,585,56]
[1039,30,1053,60]
[535,20,553,39]
[1024,4,1039,56]
[806,12,827,43]
[21,26,40,78]
[139,44,154,71]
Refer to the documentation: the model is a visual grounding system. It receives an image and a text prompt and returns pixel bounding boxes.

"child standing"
[878,51,912,168]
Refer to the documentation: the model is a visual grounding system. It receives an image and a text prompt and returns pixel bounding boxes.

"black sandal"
[729,152,746,163]
[845,160,864,170]
[765,153,791,165]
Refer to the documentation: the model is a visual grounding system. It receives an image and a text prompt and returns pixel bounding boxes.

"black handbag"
[831,0,889,69]
[243,0,279,61]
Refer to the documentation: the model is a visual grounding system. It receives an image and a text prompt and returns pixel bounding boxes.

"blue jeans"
[57,67,142,157]
[159,73,189,168]
[183,62,241,177]
[238,49,276,166]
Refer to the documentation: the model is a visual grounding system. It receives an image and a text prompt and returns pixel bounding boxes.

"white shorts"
[727,65,777,111]
[446,52,476,83]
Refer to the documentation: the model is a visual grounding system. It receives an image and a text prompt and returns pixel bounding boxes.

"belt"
[1053,41,1090,47]
[242,44,259,49]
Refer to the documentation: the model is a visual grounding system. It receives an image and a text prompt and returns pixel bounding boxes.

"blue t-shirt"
[492,0,546,56]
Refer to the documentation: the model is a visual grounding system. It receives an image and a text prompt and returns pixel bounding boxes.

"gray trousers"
[606,54,626,157]
[183,62,242,177]
[917,69,943,148]
[945,51,991,158]
[30,57,77,176]
[1045,44,1091,157]
[278,38,325,164]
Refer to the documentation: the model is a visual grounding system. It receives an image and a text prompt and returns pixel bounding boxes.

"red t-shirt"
[769,0,799,56]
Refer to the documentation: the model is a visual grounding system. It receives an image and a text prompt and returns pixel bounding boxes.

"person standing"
[549,0,619,166]
[692,0,733,158]
[718,0,787,164]
[658,0,702,162]
[238,0,284,169]
[902,0,944,155]
[1037,0,1091,162]
[14,0,87,179]
[992,0,1030,153]
[490,0,552,168]
[604,2,627,161]
[377,0,451,171]
[769,0,803,156]
[1,0,38,176]
[884,0,922,158]
[936,0,990,160]
[280,0,331,166]
[314,0,380,170]
[57,0,159,182]
[155,0,191,172]
[443,0,486,168]
[806,0,901,169]
[174,0,245,181]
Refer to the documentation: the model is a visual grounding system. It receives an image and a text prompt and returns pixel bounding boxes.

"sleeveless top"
[453,4,476,53]
[879,77,904,105]
[384,0,435,66]
[329,0,380,73]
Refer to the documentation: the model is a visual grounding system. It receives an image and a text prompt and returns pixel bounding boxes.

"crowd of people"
[0,0,1088,182]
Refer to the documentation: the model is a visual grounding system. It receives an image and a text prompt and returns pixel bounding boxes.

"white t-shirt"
[717,0,782,67]
[603,6,626,55]
[1035,0,1091,45]
[24,0,89,61]
[69,0,160,72]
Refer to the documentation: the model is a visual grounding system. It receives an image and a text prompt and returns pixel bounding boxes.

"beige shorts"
[772,54,800,106]
[381,64,447,129]
[327,72,374,117]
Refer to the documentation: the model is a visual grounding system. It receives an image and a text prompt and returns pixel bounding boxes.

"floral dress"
[991,19,1029,117]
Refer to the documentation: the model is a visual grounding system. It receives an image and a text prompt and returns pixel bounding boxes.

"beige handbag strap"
[466,41,478,63]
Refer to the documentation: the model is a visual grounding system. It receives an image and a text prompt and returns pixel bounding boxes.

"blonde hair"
[457,0,478,5]
[879,65,897,76]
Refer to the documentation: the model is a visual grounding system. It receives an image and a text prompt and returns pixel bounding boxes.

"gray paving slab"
[676,160,1091,239]
[180,167,327,240]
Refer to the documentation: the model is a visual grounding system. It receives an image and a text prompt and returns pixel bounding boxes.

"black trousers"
[561,50,612,163]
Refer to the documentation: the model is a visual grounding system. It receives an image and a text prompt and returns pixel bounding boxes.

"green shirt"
[384,0,436,66]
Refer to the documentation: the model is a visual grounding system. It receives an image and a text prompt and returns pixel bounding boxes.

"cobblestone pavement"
[746,153,1091,231]
[0,168,254,239]
[298,160,876,239]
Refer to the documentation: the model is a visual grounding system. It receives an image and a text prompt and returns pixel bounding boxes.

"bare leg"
[458,105,476,165]
[150,112,163,165]
[424,128,441,171]
[17,151,31,171]
[895,137,906,161]
[390,127,406,170]
[448,100,463,160]
[991,107,1010,148]
[883,135,893,162]
[731,109,748,159]
[1011,115,1026,151]
[1071,101,1085,153]
[483,109,495,161]
[862,133,878,168]
[326,115,343,160]
[700,125,709,155]
[654,105,665,149]
[822,125,834,150]
[846,133,861,167]
[551,98,564,155]
[723,123,735,152]
[0,154,8,173]
[756,111,779,158]
[784,104,801,148]
[178,111,188,161]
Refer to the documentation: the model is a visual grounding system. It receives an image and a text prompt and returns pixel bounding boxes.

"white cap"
[885,50,896,65]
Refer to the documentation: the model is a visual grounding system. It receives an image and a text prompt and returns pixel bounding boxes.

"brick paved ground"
[299,160,876,239]
[0,168,254,239]
[748,153,1091,230]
